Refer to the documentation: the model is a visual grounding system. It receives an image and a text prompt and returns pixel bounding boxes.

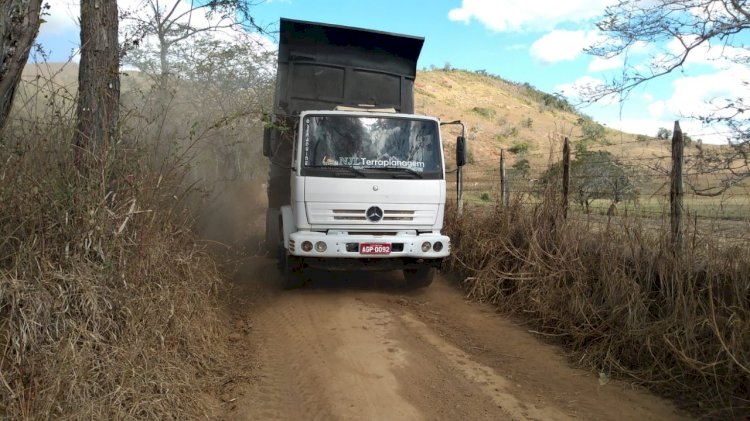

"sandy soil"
[222,257,689,421]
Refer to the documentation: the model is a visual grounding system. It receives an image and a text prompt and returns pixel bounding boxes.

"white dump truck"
[263,18,466,288]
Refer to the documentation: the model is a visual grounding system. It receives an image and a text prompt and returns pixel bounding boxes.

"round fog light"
[301,241,313,252]
[433,241,443,252]
[421,241,431,252]
[315,241,327,252]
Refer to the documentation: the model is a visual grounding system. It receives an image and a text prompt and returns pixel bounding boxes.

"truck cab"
[278,109,450,287]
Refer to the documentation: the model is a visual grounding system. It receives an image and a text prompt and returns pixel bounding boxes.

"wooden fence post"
[562,137,570,219]
[670,121,684,252]
[500,149,508,207]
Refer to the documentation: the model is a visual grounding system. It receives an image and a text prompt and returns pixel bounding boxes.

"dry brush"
[445,193,750,418]
[0,86,236,418]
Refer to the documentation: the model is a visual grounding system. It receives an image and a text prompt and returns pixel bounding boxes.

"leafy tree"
[0,0,43,130]
[120,1,272,181]
[511,158,530,178]
[508,141,530,155]
[576,116,606,143]
[541,151,635,213]
[509,141,531,178]
[656,127,672,140]
[584,0,750,194]
[121,0,265,84]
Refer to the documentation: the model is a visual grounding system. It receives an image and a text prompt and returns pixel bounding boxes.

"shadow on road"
[229,256,431,300]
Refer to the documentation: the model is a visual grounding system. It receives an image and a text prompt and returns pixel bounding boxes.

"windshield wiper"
[362,166,423,179]
[306,165,365,177]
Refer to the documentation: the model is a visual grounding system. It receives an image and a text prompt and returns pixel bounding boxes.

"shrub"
[508,141,530,155]
[471,106,496,119]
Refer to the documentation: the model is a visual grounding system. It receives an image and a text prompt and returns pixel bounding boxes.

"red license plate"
[360,243,391,255]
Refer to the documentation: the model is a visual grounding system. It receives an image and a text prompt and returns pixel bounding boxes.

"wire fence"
[447,132,750,243]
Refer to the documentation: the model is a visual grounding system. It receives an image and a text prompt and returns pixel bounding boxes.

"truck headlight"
[315,241,327,252]
[301,241,313,252]
[433,241,443,252]
[421,241,431,252]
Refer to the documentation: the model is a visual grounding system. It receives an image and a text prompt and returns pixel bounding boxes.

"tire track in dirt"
[232,289,422,420]
[397,312,572,420]
[227,260,687,420]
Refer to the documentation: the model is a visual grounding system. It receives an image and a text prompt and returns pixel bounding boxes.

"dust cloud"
[197,179,268,256]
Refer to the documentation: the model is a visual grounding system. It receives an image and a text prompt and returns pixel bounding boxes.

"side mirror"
[456,136,467,167]
[262,126,272,157]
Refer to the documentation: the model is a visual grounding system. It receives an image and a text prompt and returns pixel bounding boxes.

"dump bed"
[275,18,424,115]
[266,19,426,234]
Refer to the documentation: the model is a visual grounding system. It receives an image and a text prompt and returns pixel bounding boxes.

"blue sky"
[37,0,750,143]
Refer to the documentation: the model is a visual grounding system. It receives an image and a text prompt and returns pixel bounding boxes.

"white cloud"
[588,55,623,71]
[555,75,605,98]
[603,117,729,144]
[39,0,79,36]
[448,0,617,32]
[602,117,672,139]
[647,100,665,117]
[505,43,527,51]
[664,35,750,70]
[603,66,750,144]
[664,65,750,120]
[530,30,600,64]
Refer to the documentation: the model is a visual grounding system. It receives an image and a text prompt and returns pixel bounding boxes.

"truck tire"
[283,253,309,289]
[265,208,280,253]
[402,266,435,289]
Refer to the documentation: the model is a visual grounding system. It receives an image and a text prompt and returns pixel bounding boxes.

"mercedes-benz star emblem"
[366,206,384,222]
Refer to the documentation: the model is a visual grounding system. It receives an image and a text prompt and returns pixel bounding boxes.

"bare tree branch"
[584,0,750,193]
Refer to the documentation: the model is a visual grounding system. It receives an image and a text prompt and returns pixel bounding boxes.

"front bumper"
[288,231,450,259]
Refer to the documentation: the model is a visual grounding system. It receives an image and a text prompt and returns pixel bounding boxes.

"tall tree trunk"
[75,0,120,167]
[0,0,43,131]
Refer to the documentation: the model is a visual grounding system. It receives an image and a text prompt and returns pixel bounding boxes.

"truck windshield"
[301,115,443,179]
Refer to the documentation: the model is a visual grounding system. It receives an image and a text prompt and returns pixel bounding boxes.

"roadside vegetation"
[1,1,271,418]
[445,191,749,418]
[1,100,232,417]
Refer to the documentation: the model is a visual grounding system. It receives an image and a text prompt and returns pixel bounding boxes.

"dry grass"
[444,190,750,418]
[0,97,233,418]
[416,69,611,168]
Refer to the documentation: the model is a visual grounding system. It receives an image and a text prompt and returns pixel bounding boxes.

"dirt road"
[225,257,687,420]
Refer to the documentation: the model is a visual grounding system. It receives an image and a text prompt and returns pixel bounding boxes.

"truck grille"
[307,204,438,226]
[332,209,415,221]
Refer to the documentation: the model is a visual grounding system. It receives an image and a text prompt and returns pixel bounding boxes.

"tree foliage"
[121,0,266,82]
[541,150,635,212]
[656,127,673,140]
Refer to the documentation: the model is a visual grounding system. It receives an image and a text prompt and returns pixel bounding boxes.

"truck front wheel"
[402,266,435,288]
